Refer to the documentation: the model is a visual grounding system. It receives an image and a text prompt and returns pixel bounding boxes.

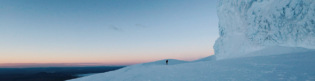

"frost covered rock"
[214,0,315,60]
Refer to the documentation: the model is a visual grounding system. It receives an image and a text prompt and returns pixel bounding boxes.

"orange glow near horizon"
[0,54,211,64]
[0,44,214,68]
[0,55,210,68]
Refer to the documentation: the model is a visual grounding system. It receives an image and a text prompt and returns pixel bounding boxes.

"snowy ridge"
[67,59,190,81]
[68,51,315,81]
[214,0,315,60]
[141,59,188,66]
[193,55,216,62]
[241,46,315,57]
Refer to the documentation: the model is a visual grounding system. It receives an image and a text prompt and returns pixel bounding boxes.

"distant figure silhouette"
[166,60,168,65]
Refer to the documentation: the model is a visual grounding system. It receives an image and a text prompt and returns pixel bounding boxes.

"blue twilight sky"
[0,0,219,65]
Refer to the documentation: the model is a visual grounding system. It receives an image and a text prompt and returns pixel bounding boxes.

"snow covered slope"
[241,46,315,57]
[141,59,188,66]
[193,55,216,62]
[68,51,315,81]
[214,0,315,60]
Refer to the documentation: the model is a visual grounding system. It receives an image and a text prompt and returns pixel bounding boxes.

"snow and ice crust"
[68,51,315,81]
[214,0,315,60]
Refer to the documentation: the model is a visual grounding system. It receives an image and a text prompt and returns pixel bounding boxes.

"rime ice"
[214,0,315,59]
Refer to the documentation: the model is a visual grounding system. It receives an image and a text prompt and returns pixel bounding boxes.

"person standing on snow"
[166,60,168,65]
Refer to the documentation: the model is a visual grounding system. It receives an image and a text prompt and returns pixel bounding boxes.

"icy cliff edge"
[214,0,315,60]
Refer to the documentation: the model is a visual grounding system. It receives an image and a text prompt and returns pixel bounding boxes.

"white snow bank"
[214,0,315,60]
[193,55,216,62]
[242,46,315,57]
[67,59,189,81]
[75,73,98,77]
[218,46,315,59]
[68,51,315,81]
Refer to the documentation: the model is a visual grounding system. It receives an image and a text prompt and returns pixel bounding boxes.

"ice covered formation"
[214,0,315,60]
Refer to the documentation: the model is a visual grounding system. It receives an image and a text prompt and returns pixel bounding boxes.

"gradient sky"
[0,0,219,66]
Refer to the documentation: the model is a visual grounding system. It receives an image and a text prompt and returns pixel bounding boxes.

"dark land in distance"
[0,66,125,81]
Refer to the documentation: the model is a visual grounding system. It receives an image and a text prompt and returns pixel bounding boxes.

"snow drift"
[68,51,315,81]
[214,0,315,60]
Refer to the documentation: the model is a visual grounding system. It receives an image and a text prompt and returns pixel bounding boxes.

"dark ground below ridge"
[0,66,124,81]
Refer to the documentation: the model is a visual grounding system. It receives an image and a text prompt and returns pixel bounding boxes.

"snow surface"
[193,55,216,62]
[75,73,98,77]
[68,51,315,81]
[214,0,315,60]
[141,59,188,66]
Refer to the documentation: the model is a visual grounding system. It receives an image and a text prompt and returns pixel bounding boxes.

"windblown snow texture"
[68,51,315,81]
[214,0,315,60]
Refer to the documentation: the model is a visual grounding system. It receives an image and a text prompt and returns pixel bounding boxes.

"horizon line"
[0,63,132,68]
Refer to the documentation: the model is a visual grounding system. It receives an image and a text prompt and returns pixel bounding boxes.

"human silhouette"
[166,60,168,65]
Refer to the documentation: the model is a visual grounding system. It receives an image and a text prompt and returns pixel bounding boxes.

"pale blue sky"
[0,0,219,65]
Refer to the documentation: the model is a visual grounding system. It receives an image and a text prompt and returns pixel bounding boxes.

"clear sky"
[0,0,219,66]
